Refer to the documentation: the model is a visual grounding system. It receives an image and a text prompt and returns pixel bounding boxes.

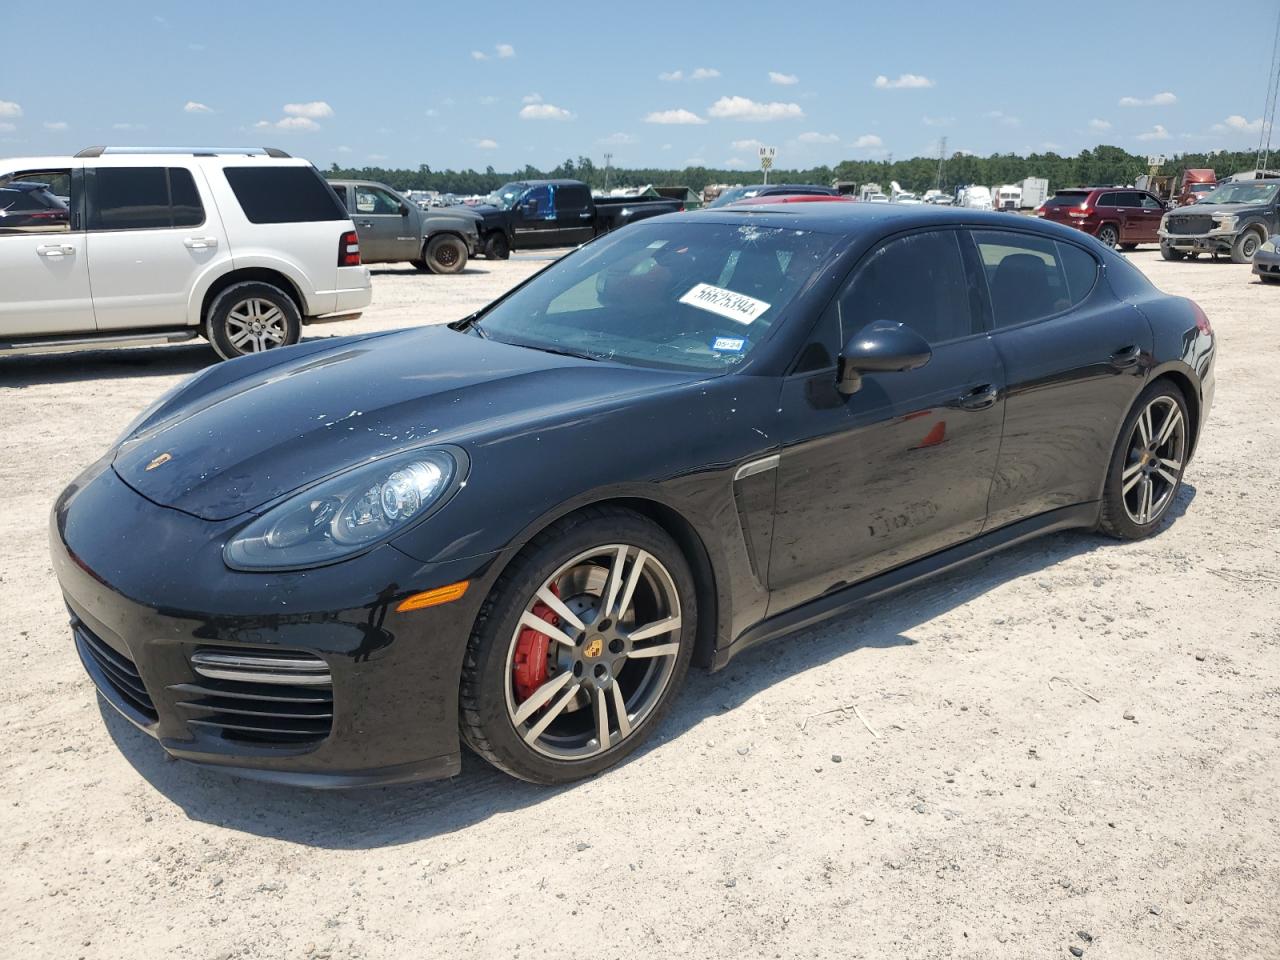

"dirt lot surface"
[2,249,1277,959]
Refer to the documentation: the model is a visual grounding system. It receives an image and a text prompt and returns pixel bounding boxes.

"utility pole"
[936,136,947,190]
[603,153,613,193]
[1257,5,1280,172]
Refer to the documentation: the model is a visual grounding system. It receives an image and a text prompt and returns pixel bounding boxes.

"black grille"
[170,677,333,745]
[75,623,157,722]
[1166,216,1213,235]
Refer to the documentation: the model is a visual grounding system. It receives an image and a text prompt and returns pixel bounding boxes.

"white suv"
[0,146,372,360]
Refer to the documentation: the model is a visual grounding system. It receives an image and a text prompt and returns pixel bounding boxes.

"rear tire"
[459,507,696,784]
[1231,229,1263,264]
[1097,381,1189,541]
[1096,224,1119,248]
[204,281,301,361]
[483,232,511,260]
[1160,241,1186,261]
[425,234,467,274]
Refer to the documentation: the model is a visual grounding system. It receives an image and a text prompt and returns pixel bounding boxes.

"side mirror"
[399,203,410,216]
[836,320,932,396]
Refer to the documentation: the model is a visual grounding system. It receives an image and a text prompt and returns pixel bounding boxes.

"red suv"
[1036,187,1167,249]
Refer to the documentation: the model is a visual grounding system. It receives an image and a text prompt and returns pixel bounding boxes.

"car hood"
[1169,202,1267,216]
[112,326,700,521]
[469,204,509,228]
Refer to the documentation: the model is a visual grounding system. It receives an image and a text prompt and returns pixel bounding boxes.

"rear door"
[971,228,1151,529]
[0,162,96,336]
[85,163,230,330]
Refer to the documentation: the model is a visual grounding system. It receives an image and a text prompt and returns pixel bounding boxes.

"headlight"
[1213,214,1238,230]
[224,447,463,571]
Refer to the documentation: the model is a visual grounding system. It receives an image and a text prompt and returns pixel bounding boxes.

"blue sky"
[3,0,1277,170]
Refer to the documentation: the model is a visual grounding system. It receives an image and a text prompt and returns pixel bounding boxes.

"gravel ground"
[1,249,1277,959]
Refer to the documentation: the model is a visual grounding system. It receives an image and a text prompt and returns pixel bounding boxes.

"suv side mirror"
[399,202,410,216]
[836,321,932,396]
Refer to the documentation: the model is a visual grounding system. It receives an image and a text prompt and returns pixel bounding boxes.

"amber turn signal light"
[396,580,470,612]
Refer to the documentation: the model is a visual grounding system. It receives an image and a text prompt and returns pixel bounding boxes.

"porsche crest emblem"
[583,637,603,659]
[144,452,173,471]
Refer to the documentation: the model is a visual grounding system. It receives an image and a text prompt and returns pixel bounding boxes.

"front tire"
[1096,224,1119,248]
[460,508,696,784]
[425,234,468,274]
[483,232,511,260]
[1120,242,1138,251]
[1098,382,1189,540]
[204,281,301,361]
[1231,229,1263,264]
[1160,241,1186,261]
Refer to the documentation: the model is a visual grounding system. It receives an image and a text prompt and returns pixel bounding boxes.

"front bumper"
[1251,247,1280,278]
[1158,228,1237,253]
[51,460,498,788]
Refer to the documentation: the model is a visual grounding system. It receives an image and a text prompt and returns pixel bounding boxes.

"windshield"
[707,187,762,208]
[474,220,839,371]
[487,182,528,210]
[1200,181,1279,205]
[1189,183,1215,193]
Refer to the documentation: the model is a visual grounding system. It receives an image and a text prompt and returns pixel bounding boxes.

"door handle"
[955,384,999,410]
[183,236,218,250]
[358,221,373,228]
[1110,345,1142,369]
[36,243,75,257]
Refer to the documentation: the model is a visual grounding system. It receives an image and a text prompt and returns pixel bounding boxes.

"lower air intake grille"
[75,622,157,722]
[171,648,333,746]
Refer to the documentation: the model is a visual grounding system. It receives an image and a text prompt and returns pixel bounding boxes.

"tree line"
[326,145,1267,197]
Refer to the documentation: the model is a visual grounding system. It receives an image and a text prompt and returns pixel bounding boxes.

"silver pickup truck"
[328,179,481,275]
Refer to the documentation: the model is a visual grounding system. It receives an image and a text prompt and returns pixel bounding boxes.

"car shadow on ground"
[368,265,491,277]
[0,342,217,388]
[100,484,1196,848]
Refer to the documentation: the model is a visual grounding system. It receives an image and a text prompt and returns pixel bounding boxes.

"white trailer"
[1019,177,1049,209]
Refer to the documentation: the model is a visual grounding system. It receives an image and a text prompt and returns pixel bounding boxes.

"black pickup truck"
[1159,175,1280,263]
[472,179,682,257]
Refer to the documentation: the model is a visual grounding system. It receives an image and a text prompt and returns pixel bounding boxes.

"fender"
[186,251,326,324]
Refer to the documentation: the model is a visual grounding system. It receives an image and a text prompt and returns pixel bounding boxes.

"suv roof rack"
[74,146,291,159]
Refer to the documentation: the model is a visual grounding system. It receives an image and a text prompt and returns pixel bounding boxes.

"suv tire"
[1096,224,1119,248]
[1160,241,1186,261]
[483,232,511,260]
[204,281,301,361]
[1231,229,1263,264]
[425,234,468,275]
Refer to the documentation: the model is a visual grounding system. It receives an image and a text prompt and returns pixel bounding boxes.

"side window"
[1096,192,1119,207]
[1141,194,1164,210]
[525,185,553,218]
[840,230,977,345]
[168,168,205,227]
[558,185,589,214]
[222,166,349,224]
[91,167,171,230]
[354,185,402,215]
[973,230,1086,328]
[328,183,350,212]
[0,168,73,235]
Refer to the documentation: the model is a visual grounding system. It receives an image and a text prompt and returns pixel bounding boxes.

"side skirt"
[712,502,1100,670]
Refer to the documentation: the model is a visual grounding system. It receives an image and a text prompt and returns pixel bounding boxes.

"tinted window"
[973,230,1095,328]
[1096,192,1121,207]
[224,166,348,224]
[1045,191,1090,208]
[169,168,204,227]
[525,184,553,217]
[327,183,350,211]
[1140,194,1164,210]
[92,167,171,229]
[841,230,977,345]
[0,171,72,235]
[557,184,590,213]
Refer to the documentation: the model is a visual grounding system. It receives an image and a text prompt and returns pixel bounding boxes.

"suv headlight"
[224,447,463,571]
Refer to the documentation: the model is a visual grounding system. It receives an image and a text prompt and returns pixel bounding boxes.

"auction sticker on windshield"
[679,283,771,325]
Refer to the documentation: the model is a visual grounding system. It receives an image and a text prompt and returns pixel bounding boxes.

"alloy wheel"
[1098,225,1119,248]
[1121,395,1186,525]
[504,544,683,760]
[225,298,288,353]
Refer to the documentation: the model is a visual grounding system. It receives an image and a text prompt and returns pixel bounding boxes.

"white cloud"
[1136,124,1171,141]
[43,121,68,132]
[598,131,637,145]
[367,154,387,162]
[922,115,954,127]
[661,143,672,150]
[645,108,707,125]
[471,50,488,61]
[0,122,14,133]
[336,145,352,153]
[112,122,146,131]
[853,133,883,148]
[725,157,745,168]
[1214,114,1264,133]
[1118,92,1177,107]
[0,100,23,118]
[659,70,684,81]
[474,138,499,149]
[424,108,438,117]
[256,116,320,132]
[731,138,765,151]
[769,71,799,86]
[183,101,212,114]
[689,67,719,80]
[521,93,543,104]
[796,131,839,144]
[283,101,333,119]
[1040,141,1063,152]
[496,43,515,58]
[707,96,804,121]
[1088,118,1112,131]
[873,73,934,89]
[478,95,499,105]
[519,102,574,120]
[685,156,707,166]
[985,110,1020,126]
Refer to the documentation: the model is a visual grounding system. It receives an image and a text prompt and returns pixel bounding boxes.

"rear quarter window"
[223,166,349,224]
[973,230,1097,328]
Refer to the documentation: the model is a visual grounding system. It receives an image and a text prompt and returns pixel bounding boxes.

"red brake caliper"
[513,584,559,703]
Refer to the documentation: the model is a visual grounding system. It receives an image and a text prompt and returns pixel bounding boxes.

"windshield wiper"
[523,343,603,362]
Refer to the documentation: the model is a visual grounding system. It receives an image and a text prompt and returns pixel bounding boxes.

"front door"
[970,228,1152,529]
[0,162,96,337]
[767,228,1005,613]
[351,184,417,262]
[514,184,557,248]
[86,164,231,330]
[1136,193,1165,242]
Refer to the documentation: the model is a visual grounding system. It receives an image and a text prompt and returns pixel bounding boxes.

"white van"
[0,146,371,360]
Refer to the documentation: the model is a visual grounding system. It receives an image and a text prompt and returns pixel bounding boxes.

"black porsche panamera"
[52,203,1215,787]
